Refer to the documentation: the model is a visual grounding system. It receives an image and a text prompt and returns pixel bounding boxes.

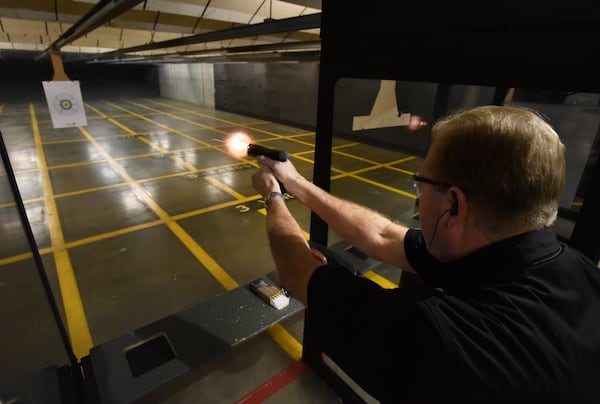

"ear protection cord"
[427,208,452,251]
[423,198,457,269]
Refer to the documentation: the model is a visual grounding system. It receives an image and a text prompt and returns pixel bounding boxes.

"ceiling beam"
[85,39,321,64]
[36,0,144,60]
[82,13,321,62]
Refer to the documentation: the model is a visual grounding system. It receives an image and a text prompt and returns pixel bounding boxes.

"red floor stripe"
[233,360,309,404]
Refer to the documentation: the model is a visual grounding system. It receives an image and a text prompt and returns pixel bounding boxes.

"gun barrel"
[247,144,288,162]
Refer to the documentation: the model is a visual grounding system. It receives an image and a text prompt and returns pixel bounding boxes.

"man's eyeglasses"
[412,172,452,199]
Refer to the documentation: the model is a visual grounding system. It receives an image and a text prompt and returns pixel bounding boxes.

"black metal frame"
[0,132,84,402]
[305,1,600,401]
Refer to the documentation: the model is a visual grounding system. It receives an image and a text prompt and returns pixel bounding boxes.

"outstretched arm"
[252,159,328,305]
[257,156,415,273]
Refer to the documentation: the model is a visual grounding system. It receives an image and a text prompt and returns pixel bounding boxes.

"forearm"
[265,197,322,305]
[287,176,414,272]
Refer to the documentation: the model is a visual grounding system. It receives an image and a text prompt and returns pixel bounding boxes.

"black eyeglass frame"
[412,172,454,198]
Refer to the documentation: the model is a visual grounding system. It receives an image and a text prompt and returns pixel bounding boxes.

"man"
[251,105,600,403]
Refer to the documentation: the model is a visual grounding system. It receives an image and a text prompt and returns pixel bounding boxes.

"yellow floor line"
[332,149,382,165]
[172,195,261,220]
[87,102,261,205]
[268,324,303,361]
[141,98,262,129]
[65,220,164,249]
[55,183,128,199]
[292,151,418,200]
[0,247,53,266]
[0,252,34,266]
[0,201,16,209]
[49,159,111,170]
[134,98,316,149]
[331,142,362,150]
[42,138,90,145]
[363,271,398,289]
[348,173,416,199]
[29,103,93,360]
[77,126,240,291]
[133,99,338,168]
[330,163,388,179]
[100,101,265,171]
[101,101,221,146]
[330,162,415,184]
[203,176,247,200]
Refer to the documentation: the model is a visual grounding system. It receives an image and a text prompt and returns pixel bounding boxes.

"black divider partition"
[307,1,600,401]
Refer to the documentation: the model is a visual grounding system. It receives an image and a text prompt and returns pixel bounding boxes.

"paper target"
[42,80,88,128]
[53,93,80,116]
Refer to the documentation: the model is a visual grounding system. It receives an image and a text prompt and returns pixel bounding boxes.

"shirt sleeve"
[404,228,428,271]
[404,228,447,286]
[306,262,445,401]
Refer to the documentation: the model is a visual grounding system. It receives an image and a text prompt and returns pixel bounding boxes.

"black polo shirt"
[307,228,600,403]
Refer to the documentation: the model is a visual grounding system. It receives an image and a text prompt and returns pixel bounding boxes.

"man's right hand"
[256,155,304,195]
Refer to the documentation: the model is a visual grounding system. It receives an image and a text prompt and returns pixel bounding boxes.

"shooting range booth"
[304,0,600,401]
[1,0,600,402]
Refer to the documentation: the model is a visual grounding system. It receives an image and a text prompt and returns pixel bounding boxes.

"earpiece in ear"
[450,199,458,216]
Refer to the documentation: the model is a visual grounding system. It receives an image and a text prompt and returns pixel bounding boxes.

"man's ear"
[450,197,458,216]
[448,187,468,220]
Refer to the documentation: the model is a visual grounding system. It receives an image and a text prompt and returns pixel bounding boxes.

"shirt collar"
[417,228,562,290]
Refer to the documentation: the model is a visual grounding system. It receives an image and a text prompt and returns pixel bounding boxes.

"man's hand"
[255,155,304,195]
[252,157,282,196]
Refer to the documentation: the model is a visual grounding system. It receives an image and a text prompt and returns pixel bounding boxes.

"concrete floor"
[0,95,422,402]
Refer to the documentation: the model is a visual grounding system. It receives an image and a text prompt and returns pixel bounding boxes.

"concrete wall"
[214,63,320,130]
[157,64,215,107]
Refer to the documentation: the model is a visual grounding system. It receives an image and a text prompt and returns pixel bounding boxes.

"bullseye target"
[42,80,88,128]
[53,93,80,115]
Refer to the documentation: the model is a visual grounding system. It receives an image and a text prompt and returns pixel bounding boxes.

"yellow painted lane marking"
[55,183,127,199]
[41,138,89,145]
[89,101,257,204]
[363,271,398,289]
[332,149,382,165]
[0,253,34,266]
[0,247,54,266]
[0,198,45,209]
[268,324,303,361]
[29,104,93,359]
[203,176,247,200]
[49,160,111,170]
[134,98,317,150]
[101,101,220,146]
[142,98,265,129]
[331,142,362,150]
[77,126,240,291]
[292,153,418,200]
[173,196,262,221]
[65,220,164,249]
[85,104,241,197]
[99,100,268,172]
[347,174,416,199]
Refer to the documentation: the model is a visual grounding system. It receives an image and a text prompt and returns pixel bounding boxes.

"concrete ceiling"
[0,0,321,64]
